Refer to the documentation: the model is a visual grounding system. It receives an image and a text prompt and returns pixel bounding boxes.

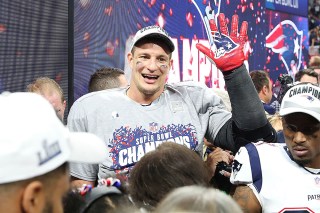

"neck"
[303,156,320,169]
[126,87,162,105]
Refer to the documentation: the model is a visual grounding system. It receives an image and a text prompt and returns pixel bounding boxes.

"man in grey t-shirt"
[68,14,276,187]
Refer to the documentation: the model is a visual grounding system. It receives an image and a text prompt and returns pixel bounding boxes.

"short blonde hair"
[27,77,64,102]
[268,113,283,132]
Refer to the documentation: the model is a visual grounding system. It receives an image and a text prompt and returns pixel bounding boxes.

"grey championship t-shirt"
[68,81,231,181]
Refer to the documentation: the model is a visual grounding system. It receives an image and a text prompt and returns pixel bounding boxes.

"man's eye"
[140,55,148,59]
[158,58,167,63]
[286,124,297,132]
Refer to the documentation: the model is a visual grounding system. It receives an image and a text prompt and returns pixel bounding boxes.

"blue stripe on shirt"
[245,143,263,192]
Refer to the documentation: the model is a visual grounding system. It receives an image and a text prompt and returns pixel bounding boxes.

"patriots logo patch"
[266,20,303,76]
[232,159,242,178]
[306,95,314,102]
[213,33,239,58]
[315,177,320,185]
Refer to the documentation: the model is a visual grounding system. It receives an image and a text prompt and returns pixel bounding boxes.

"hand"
[196,13,248,72]
[205,147,234,177]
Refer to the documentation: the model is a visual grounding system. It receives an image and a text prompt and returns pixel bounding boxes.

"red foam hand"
[196,13,248,72]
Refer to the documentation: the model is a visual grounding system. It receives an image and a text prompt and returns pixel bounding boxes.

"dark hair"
[64,186,135,213]
[309,65,320,71]
[38,162,69,185]
[63,190,85,213]
[128,142,211,208]
[249,70,271,92]
[295,68,319,83]
[84,193,134,213]
[88,67,125,92]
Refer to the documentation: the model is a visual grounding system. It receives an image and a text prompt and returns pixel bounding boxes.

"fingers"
[209,19,218,34]
[239,21,248,44]
[240,21,248,36]
[196,43,215,59]
[208,149,230,163]
[220,170,231,177]
[230,14,239,40]
[218,13,229,36]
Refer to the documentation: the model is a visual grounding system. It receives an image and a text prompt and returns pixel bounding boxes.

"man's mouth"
[142,74,159,80]
[292,146,309,157]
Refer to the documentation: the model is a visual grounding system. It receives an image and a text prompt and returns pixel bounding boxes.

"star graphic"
[226,42,232,49]
[293,37,300,56]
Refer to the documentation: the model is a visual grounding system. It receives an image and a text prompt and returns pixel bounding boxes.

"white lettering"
[117,135,195,167]
[174,136,191,148]
[215,47,226,58]
[136,144,145,161]
[118,149,127,166]
[167,38,180,83]
[181,38,199,82]
[127,146,136,165]
[37,140,62,165]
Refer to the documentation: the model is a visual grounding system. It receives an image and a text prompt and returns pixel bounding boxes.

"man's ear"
[127,52,133,68]
[169,58,173,70]
[262,85,268,95]
[63,100,67,110]
[22,181,46,213]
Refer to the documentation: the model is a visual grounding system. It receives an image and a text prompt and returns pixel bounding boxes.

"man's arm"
[231,185,262,213]
[68,102,101,185]
[213,65,277,152]
[197,13,276,152]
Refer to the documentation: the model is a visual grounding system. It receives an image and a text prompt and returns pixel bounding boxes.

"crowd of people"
[309,1,320,55]
[1,12,320,213]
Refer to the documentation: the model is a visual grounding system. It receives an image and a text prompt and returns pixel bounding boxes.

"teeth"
[142,74,158,79]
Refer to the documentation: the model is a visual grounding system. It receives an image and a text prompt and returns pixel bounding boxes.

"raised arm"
[197,13,276,152]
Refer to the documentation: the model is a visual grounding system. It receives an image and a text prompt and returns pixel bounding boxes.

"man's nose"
[146,59,159,71]
[292,131,307,144]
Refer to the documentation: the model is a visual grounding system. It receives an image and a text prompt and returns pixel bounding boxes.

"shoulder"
[239,142,284,161]
[167,81,208,91]
[75,87,126,103]
[231,142,284,185]
[166,82,220,99]
[250,142,285,153]
[69,88,127,115]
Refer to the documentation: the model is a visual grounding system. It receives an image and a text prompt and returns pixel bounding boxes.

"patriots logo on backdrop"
[266,20,303,75]
[192,0,221,46]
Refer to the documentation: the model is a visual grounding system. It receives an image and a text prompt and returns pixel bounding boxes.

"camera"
[211,161,233,193]
[215,161,232,175]
[278,74,293,85]
[276,74,294,104]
